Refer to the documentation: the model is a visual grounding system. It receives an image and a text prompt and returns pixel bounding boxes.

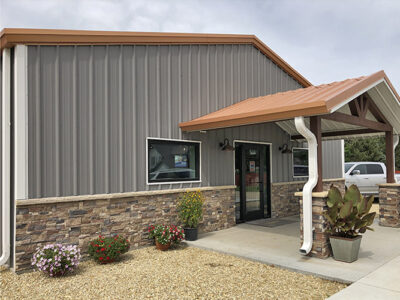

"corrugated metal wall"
[187,122,295,186]
[322,140,344,179]
[27,44,303,198]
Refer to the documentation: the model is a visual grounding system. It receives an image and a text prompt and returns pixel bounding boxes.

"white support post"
[0,48,11,266]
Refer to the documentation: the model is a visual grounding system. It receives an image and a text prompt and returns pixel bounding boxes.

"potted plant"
[323,184,376,263]
[177,190,204,241]
[88,235,130,263]
[148,225,184,250]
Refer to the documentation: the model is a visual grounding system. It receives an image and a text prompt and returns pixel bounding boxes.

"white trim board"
[14,45,29,200]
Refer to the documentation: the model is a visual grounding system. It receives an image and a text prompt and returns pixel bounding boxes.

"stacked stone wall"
[272,178,345,218]
[379,184,400,228]
[15,186,235,272]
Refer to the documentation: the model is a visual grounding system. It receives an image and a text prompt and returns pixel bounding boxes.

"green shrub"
[88,235,130,263]
[177,190,204,228]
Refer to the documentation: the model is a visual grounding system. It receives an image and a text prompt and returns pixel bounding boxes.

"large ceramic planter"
[330,235,362,263]
[184,227,198,241]
[155,240,171,251]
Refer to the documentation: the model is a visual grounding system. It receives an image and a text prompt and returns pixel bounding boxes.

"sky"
[1,0,400,90]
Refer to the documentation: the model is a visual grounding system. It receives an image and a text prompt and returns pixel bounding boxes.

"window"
[366,164,384,174]
[352,164,367,174]
[344,163,355,173]
[147,138,200,183]
[293,148,308,177]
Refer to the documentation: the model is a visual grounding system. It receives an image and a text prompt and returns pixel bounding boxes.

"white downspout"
[294,116,318,255]
[0,48,11,266]
[394,135,399,183]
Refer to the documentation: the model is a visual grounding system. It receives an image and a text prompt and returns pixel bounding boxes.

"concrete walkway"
[328,255,400,299]
[187,216,400,283]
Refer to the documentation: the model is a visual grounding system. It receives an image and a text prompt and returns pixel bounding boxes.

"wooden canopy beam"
[321,111,392,132]
[291,128,381,140]
[386,131,395,183]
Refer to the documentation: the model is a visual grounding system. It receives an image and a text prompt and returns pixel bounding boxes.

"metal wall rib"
[27,44,303,198]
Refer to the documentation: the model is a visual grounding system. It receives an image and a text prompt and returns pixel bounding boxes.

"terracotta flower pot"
[155,240,171,251]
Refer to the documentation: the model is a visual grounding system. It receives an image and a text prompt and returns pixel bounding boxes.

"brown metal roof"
[0,28,311,87]
[179,70,400,132]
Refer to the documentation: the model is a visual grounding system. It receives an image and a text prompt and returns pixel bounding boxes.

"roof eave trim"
[0,28,311,87]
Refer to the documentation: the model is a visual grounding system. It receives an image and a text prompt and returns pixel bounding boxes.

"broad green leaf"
[328,187,342,208]
[344,184,361,206]
[339,199,353,218]
[362,212,376,226]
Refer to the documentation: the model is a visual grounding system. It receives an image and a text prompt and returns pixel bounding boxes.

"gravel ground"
[1,245,346,300]
[371,203,379,217]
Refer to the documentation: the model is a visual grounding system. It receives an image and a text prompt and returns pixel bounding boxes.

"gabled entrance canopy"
[180,70,400,188]
[179,70,400,137]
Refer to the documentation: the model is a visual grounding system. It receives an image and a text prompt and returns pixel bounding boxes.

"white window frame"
[146,137,202,185]
[292,147,309,178]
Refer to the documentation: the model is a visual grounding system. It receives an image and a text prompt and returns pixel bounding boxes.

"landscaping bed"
[1,246,345,299]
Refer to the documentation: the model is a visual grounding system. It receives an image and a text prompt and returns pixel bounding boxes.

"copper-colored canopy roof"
[179,70,400,132]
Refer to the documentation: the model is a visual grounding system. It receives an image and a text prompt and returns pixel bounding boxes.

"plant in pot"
[323,184,376,263]
[148,225,184,251]
[177,190,204,241]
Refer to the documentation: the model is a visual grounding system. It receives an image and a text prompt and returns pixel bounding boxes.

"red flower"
[106,256,110,260]
[99,257,103,261]
[101,248,105,251]
[96,250,100,253]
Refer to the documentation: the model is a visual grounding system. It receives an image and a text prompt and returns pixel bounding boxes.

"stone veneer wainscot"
[379,183,400,228]
[15,186,236,272]
[271,178,345,218]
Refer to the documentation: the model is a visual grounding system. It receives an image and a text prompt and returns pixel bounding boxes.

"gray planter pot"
[330,235,362,263]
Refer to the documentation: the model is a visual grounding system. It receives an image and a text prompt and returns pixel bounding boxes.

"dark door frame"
[234,141,272,222]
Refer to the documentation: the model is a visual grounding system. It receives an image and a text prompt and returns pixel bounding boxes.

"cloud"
[1,0,400,90]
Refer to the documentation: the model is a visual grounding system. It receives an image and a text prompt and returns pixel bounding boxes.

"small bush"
[88,235,130,263]
[148,225,185,245]
[31,244,81,277]
[177,190,204,228]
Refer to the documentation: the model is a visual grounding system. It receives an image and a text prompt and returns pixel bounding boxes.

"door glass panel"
[235,147,241,221]
[353,164,368,174]
[245,148,260,212]
[263,147,269,217]
[366,164,384,174]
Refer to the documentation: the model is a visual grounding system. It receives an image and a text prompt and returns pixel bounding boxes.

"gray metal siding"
[27,44,303,198]
[322,140,344,179]
[187,122,294,185]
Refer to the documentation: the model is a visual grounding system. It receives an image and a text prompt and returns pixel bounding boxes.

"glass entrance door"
[235,142,271,222]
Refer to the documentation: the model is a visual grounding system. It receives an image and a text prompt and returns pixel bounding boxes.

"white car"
[344,162,400,195]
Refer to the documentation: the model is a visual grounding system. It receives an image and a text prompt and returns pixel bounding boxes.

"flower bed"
[88,235,130,263]
[31,244,81,277]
